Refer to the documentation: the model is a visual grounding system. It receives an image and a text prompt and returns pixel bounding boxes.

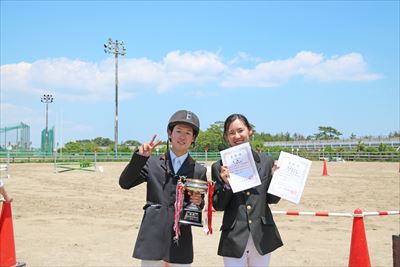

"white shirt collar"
[169,150,188,165]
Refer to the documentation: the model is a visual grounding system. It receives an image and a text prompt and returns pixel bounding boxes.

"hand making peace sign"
[138,134,162,157]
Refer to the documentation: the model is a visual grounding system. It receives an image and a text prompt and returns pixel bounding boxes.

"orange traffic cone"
[348,208,371,267]
[322,160,328,176]
[0,201,25,267]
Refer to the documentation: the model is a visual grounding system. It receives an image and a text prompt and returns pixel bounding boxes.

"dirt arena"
[3,161,399,266]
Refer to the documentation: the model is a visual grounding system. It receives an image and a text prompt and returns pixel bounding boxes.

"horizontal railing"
[0,150,399,163]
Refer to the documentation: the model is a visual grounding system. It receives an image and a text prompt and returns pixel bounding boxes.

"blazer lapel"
[252,149,262,175]
[160,153,167,172]
[160,153,173,187]
[177,155,195,177]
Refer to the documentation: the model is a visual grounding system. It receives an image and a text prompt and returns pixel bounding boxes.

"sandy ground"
[2,161,399,267]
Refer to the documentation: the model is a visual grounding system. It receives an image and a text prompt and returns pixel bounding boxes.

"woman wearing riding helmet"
[119,110,207,267]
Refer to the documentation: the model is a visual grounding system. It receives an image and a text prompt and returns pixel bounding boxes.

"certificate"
[268,151,312,204]
[220,142,261,193]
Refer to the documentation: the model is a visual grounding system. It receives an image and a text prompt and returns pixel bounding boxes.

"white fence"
[0,150,399,163]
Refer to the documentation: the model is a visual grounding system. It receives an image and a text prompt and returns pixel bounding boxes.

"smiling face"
[225,118,253,147]
[168,123,195,156]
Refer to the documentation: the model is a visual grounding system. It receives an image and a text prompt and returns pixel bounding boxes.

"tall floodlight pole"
[104,38,126,158]
[41,94,54,153]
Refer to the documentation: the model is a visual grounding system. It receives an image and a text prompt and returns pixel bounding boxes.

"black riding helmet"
[167,110,200,138]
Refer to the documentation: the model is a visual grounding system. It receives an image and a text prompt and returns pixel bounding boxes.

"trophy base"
[179,219,203,227]
[179,205,203,227]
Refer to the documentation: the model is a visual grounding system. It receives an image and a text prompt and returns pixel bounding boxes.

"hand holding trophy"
[179,178,209,227]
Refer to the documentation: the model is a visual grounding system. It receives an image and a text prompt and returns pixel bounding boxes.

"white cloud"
[302,53,384,81]
[228,51,263,65]
[221,51,383,88]
[1,58,113,101]
[104,50,227,94]
[0,50,382,99]
[164,50,225,73]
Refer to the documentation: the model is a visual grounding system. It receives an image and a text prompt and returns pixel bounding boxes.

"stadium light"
[104,37,126,158]
[41,94,54,153]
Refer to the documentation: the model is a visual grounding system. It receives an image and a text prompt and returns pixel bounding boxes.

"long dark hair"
[223,113,252,138]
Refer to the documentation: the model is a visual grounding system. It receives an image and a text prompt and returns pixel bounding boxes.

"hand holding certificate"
[220,142,261,193]
[268,151,312,204]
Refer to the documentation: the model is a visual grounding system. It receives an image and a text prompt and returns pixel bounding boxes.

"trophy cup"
[179,178,209,227]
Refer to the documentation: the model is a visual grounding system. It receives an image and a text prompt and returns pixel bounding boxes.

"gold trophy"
[179,178,209,227]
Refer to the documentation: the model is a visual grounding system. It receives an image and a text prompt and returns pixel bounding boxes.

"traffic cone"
[322,160,328,176]
[0,201,25,267]
[348,208,371,267]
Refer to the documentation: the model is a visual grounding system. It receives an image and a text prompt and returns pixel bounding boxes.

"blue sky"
[1,1,399,148]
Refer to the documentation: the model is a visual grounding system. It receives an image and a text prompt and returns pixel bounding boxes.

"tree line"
[61,124,399,153]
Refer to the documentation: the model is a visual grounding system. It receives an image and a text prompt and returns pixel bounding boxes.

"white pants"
[141,260,191,267]
[223,235,271,267]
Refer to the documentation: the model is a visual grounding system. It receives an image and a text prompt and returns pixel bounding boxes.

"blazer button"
[248,219,252,224]
[246,191,251,196]
[247,205,251,210]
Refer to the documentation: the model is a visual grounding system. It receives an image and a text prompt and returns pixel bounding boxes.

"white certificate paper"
[268,151,312,204]
[220,142,261,193]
